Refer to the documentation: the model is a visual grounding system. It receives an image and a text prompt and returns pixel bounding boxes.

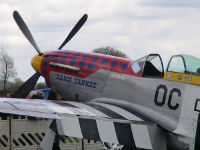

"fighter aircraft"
[0,10,199,150]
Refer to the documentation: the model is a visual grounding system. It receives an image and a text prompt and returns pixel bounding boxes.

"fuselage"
[31,50,200,149]
[39,50,140,100]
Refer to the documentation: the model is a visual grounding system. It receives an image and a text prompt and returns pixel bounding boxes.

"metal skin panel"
[47,68,200,148]
[49,68,188,131]
[102,72,187,131]
[173,84,200,149]
[44,51,200,149]
[49,69,110,101]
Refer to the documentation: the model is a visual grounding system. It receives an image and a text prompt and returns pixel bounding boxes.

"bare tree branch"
[0,46,17,96]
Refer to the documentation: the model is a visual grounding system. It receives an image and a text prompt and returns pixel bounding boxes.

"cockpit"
[131,54,164,78]
[164,54,200,85]
[167,54,200,75]
[131,53,200,85]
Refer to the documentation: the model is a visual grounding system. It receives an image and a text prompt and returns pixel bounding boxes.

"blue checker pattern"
[43,62,48,67]
[44,54,50,58]
[82,55,89,59]
[61,57,66,63]
[88,64,95,70]
[56,51,63,54]
[65,52,71,55]
[92,56,99,61]
[52,55,58,61]
[101,59,108,64]
[111,61,118,67]
[120,64,128,69]
[70,59,76,65]
[42,70,47,75]
[74,53,80,57]
[79,61,85,67]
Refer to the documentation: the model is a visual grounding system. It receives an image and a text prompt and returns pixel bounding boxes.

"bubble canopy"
[167,54,200,75]
[131,54,164,78]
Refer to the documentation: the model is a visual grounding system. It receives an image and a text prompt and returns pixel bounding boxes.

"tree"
[35,82,47,90]
[7,78,24,92]
[0,47,17,96]
[92,46,128,58]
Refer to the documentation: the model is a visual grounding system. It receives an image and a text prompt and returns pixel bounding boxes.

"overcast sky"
[1,0,200,82]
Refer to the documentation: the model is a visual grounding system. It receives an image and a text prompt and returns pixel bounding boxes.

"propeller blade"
[13,11,42,55]
[58,14,88,50]
[11,72,40,98]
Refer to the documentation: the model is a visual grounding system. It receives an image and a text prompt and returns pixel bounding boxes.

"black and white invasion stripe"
[54,101,153,149]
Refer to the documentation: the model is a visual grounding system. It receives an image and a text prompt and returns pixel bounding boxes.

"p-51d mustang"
[1,10,200,150]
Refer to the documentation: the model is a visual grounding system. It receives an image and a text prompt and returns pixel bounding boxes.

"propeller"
[58,14,88,50]
[13,11,42,56]
[12,10,88,98]
[11,72,40,98]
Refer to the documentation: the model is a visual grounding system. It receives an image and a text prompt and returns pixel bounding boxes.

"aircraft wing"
[0,98,165,150]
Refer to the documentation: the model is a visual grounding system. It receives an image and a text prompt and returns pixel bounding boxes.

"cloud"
[139,0,200,8]
[1,0,200,81]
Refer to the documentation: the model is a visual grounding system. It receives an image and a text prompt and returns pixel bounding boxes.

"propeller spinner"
[12,10,88,98]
